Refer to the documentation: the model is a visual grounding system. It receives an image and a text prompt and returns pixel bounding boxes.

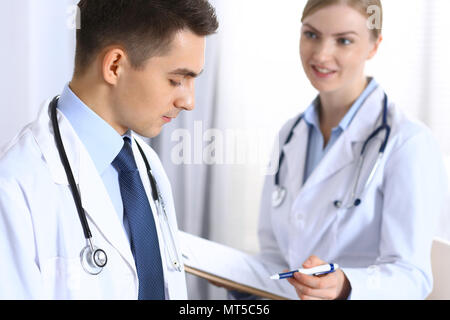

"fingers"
[287,269,339,300]
[285,255,342,300]
[294,271,336,290]
[303,255,326,268]
[288,277,335,300]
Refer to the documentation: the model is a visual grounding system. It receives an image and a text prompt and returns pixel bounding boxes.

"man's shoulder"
[0,126,44,182]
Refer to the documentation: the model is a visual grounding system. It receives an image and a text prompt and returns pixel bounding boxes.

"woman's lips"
[162,116,172,123]
[311,65,337,79]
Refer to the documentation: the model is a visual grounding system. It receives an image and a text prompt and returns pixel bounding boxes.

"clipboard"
[179,231,298,300]
[184,265,288,300]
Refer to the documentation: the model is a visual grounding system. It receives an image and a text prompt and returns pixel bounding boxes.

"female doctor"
[258,0,448,300]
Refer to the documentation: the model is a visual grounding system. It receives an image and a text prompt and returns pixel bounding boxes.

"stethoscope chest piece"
[50,95,182,276]
[272,186,287,208]
[80,245,108,275]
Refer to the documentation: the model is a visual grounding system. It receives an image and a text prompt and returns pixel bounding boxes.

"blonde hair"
[301,0,383,40]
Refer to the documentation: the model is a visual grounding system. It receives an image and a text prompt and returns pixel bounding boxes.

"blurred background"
[1,0,449,299]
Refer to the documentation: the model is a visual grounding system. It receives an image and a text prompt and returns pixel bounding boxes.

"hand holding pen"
[273,255,351,300]
[270,263,339,279]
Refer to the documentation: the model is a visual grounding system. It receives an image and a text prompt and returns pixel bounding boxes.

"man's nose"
[174,81,195,111]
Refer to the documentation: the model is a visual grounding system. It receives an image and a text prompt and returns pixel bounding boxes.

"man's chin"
[134,125,163,139]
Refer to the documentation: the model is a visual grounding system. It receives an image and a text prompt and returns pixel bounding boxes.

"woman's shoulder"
[278,112,305,139]
[384,103,446,173]
[389,103,437,148]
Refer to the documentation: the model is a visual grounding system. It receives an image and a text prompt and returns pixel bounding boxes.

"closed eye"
[169,79,181,87]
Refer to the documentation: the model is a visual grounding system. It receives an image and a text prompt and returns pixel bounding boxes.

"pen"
[270,263,339,280]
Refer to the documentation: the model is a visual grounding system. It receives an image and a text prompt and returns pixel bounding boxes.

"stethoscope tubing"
[50,96,93,240]
[50,96,181,274]
[274,93,390,208]
[275,115,303,187]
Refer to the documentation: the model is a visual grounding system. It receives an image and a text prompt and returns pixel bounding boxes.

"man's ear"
[367,34,383,60]
[102,47,127,85]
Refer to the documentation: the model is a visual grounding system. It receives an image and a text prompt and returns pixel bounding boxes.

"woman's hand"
[287,255,351,300]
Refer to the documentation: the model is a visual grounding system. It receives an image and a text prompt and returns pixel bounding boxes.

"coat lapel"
[300,85,387,193]
[282,120,309,197]
[33,101,136,274]
[32,98,79,185]
[301,130,355,193]
[78,145,137,273]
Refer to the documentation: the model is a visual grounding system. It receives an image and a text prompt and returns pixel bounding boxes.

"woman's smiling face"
[300,4,381,94]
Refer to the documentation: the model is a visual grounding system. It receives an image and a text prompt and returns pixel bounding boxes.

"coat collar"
[282,119,309,196]
[57,84,124,176]
[32,98,80,185]
[282,84,387,195]
[32,99,137,274]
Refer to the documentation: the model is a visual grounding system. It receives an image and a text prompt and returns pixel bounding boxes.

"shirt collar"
[57,83,124,175]
[303,97,321,130]
[338,77,378,130]
[303,77,379,132]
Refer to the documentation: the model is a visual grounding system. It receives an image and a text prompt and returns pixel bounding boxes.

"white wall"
[0,0,76,149]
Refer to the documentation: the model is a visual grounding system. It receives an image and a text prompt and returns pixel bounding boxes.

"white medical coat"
[0,99,187,300]
[258,86,448,299]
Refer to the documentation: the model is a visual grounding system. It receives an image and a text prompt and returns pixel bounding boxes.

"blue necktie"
[112,137,165,300]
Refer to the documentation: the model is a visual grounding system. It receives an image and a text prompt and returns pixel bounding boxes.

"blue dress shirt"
[57,84,131,241]
[303,78,379,183]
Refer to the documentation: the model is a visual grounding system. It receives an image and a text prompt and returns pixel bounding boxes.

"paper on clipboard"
[179,231,298,300]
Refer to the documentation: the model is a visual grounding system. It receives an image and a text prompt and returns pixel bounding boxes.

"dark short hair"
[75,0,219,75]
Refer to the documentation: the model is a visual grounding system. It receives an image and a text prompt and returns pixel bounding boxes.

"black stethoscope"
[272,93,390,209]
[50,96,182,275]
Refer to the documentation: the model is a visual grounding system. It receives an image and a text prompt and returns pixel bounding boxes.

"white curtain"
[0,0,76,148]
[2,0,450,300]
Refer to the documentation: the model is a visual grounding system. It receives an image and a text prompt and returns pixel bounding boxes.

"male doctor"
[0,0,218,299]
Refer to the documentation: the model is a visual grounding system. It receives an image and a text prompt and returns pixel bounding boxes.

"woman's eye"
[338,38,353,46]
[304,31,317,39]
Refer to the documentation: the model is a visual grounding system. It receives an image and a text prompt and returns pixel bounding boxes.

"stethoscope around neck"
[272,93,391,209]
[50,96,182,275]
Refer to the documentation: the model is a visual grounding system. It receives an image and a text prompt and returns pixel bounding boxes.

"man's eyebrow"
[302,23,359,37]
[168,68,204,78]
